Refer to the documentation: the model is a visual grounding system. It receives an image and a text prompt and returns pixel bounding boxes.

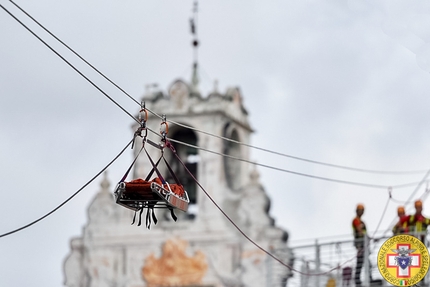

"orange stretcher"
[115,115,190,228]
[115,177,189,212]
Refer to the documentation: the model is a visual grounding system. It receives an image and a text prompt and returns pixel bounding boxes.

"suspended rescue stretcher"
[114,108,189,228]
[115,156,190,213]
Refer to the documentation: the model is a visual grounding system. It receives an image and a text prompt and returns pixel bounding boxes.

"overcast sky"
[2,0,430,286]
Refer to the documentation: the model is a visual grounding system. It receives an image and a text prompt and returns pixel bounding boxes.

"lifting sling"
[114,140,190,228]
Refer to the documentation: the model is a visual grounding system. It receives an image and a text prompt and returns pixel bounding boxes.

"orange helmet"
[415,200,423,208]
[356,204,365,210]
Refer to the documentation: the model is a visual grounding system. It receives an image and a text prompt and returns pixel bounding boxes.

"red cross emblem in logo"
[386,244,421,278]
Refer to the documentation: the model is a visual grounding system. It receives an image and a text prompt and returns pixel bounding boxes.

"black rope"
[146,108,428,176]
[0,4,139,124]
[167,138,423,190]
[165,139,357,276]
[6,0,427,178]
[8,0,141,107]
[0,139,133,238]
[8,0,427,178]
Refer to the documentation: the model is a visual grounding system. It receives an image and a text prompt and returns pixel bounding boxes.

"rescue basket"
[114,136,190,228]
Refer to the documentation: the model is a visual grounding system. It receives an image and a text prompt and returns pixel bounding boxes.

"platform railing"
[266,231,430,287]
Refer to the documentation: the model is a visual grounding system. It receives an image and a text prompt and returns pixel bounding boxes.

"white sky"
[2,0,430,286]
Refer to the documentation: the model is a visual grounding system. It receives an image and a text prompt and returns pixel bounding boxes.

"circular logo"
[377,235,429,286]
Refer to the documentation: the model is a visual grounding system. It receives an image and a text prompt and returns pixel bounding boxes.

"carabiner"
[160,114,169,141]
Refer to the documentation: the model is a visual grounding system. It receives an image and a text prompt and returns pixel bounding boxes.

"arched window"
[223,124,241,191]
[166,127,199,219]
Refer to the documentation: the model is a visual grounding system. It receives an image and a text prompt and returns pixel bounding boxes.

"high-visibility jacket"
[352,217,366,248]
[392,215,409,235]
[352,216,367,238]
[326,278,336,287]
[402,214,430,232]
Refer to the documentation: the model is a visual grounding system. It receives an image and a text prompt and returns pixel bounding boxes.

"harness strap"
[144,148,166,184]
[131,210,137,225]
[145,206,158,229]
[152,208,158,225]
[164,140,184,186]
[146,207,151,229]
[144,155,162,182]
[163,156,182,185]
[170,208,177,221]
[137,207,144,226]
[120,145,144,182]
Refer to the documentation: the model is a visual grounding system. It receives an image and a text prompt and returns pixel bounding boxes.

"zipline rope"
[5,1,427,176]
[0,4,139,124]
[165,136,425,190]
[165,138,358,276]
[0,139,133,238]
[4,3,430,276]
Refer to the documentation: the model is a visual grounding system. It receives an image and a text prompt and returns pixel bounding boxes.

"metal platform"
[114,180,189,212]
[267,231,430,287]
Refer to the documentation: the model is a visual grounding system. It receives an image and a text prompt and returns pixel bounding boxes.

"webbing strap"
[131,210,137,225]
[144,148,166,184]
[145,205,158,229]
[137,207,144,226]
[120,145,144,182]
[130,205,159,229]
[144,156,162,181]
[170,208,177,221]
[162,139,184,186]
[163,156,182,185]
[145,207,150,228]
[165,139,176,153]
[152,209,158,224]
[131,206,170,227]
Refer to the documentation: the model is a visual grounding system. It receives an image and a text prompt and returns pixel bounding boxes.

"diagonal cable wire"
[146,107,428,176]
[165,139,358,276]
[0,4,139,124]
[382,167,430,237]
[165,136,424,190]
[6,0,426,177]
[372,195,391,239]
[7,1,430,277]
[8,0,141,107]
[0,138,133,238]
[6,0,429,190]
[144,127,425,189]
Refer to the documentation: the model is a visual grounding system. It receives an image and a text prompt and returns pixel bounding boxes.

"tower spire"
[190,0,199,92]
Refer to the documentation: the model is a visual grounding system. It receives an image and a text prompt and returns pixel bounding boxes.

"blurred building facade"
[63,78,293,287]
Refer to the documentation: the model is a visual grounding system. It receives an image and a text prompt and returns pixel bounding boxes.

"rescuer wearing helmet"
[401,200,430,242]
[392,206,407,235]
[352,204,367,287]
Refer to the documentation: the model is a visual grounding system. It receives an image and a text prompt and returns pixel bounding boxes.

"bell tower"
[63,1,293,286]
[63,79,293,287]
[133,79,253,230]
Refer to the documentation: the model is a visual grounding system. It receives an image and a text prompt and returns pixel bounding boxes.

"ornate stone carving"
[142,238,208,287]
[64,79,293,287]
[237,169,273,239]
[88,172,117,225]
[168,80,190,109]
[63,238,84,287]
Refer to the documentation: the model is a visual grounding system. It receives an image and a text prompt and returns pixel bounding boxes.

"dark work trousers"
[355,247,364,286]
[355,247,373,287]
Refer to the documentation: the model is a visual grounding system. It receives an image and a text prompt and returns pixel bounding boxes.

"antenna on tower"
[190,0,199,92]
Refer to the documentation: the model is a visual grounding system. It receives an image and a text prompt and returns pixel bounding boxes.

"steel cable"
[5,1,428,178]
[165,139,359,276]
[0,4,139,124]
[0,138,133,238]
